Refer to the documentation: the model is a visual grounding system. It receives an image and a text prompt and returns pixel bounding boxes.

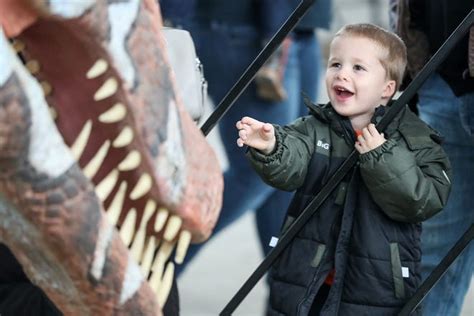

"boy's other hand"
[355,124,386,154]
[236,116,276,154]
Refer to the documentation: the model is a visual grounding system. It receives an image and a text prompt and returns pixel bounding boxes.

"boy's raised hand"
[236,116,276,154]
[355,124,386,154]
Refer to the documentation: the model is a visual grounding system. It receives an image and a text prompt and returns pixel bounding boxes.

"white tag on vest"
[402,267,410,278]
[269,236,279,247]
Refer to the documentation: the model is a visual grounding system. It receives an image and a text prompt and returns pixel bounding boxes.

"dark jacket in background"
[160,0,291,40]
[0,244,61,315]
[160,0,196,28]
[247,102,452,315]
[392,0,474,96]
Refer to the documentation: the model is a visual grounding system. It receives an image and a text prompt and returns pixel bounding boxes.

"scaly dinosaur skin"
[0,32,162,315]
[0,0,224,313]
[15,0,222,245]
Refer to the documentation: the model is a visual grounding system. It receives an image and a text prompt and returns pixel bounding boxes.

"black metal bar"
[398,224,474,316]
[220,9,474,316]
[200,0,316,136]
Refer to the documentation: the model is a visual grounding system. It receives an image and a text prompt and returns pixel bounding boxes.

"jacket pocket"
[390,242,406,299]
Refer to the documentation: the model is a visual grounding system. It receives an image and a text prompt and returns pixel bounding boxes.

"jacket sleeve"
[246,116,315,191]
[359,132,452,223]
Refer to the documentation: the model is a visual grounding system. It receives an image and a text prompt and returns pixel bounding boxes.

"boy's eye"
[354,64,365,71]
[330,62,341,68]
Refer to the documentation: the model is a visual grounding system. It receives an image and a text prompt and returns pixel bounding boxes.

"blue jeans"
[417,74,474,315]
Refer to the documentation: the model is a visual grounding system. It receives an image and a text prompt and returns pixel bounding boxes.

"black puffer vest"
[267,104,422,316]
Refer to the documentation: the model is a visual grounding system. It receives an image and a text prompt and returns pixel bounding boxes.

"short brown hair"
[334,23,407,91]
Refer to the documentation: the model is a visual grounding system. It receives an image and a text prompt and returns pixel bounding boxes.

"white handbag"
[162,27,207,122]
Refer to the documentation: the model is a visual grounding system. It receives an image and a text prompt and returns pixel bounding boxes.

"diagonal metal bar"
[220,9,474,316]
[200,0,316,136]
[398,224,473,316]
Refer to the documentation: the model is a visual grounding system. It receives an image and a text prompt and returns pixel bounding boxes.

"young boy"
[236,24,452,315]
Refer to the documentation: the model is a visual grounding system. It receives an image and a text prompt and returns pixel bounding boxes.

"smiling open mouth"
[335,86,354,98]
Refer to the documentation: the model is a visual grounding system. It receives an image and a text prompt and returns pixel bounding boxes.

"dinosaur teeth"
[140,236,157,276]
[156,262,175,307]
[11,40,25,53]
[25,60,40,74]
[106,181,127,226]
[163,215,182,242]
[40,80,52,96]
[95,168,119,202]
[154,208,169,233]
[118,150,141,171]
[174,230,191,264]
[112,126,133,148]
[70,120,92,161]
[130,199,156,262]
[119,208,137,247]
[98,102,127,123]
[129,173,152,200]
[87,59,108,79]
[94,77,118,101]
[149,241,175,285]
[49,107,57,120]
[83,140,111,179]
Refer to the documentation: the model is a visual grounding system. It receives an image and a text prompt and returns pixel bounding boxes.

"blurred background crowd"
[159,0,473,315]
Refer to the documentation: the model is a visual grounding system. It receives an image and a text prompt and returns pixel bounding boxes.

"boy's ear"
[382,80,396,99]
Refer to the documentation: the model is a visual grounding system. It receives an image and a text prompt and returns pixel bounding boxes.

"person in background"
[160,0,195,29]
[236,23,452,315]
[160,0,299,273]
[160,0,332,269]
[251,0,333,257]
[286,0,332,119]
[391,1,474,314]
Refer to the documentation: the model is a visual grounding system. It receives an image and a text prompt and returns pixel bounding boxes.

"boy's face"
[325,35,395,129]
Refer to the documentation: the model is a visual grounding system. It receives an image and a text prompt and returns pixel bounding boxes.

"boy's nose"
[335,69,349,81]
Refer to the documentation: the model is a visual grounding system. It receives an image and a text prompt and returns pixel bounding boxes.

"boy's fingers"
[238,129,247,140]
[367,124,379,136]
[241,116,260,126]
[362,127,372,138]
[236,138,244,147]
[262,123,273,133]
